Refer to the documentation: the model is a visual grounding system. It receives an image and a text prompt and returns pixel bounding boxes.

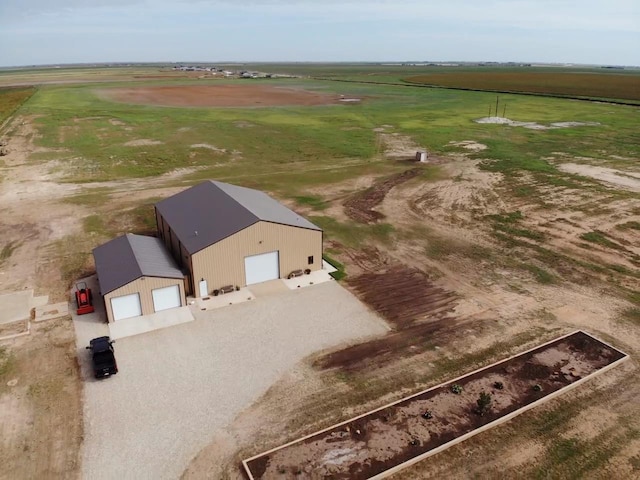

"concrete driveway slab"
[74,281,388,480]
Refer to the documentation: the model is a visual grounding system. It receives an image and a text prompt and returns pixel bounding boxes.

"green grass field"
[0,86,36,125]
[17,76,640,186]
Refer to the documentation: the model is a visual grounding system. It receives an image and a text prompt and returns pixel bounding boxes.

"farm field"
[404,71,640,103]
[0,65,639,479]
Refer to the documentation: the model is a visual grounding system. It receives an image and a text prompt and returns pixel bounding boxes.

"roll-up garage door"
[152,285,182,312]
[244,251,280,285]
[111,293,142,321]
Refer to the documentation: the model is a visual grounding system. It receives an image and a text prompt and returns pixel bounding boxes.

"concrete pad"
[192,287,255,311]
[0,290,32,324]
[34,302,69,322]
[283,269,333,290]
[108,306,195,340]
[248,279,289,297]
[30,295,49,308]
[322,259,338,273]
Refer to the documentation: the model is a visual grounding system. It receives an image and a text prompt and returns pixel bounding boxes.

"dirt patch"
[244,332,626,480]
[190,143,227,153]
[347,266,458,329]
[98,85,358,108]
[0,116,83,299]
[0,318,82,479]
[448,140,487,152]
[558,163,640,192]
[0,319,28,338]
[123,138,163,147]
[313,316,481,373]
[343,168,422,223]
[475,117,600,130]
[377,130,423,160]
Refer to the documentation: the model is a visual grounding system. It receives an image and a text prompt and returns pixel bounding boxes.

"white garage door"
[152,285,182,312]
[111,293,142,321]
[244,251,280,285]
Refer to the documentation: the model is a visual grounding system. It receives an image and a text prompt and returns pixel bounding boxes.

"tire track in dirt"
[343,168,422,224]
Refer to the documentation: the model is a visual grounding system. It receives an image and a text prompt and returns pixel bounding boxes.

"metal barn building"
[155,180,323,297]
[93,234,186,323]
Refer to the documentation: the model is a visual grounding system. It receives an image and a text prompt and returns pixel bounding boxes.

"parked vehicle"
[75,282,95,315]
[86,336,118,378]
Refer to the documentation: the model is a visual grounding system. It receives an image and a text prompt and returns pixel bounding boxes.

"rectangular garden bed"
[243,331,628,479]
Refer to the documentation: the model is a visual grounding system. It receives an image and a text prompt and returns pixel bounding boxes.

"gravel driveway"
[74,281,388,480]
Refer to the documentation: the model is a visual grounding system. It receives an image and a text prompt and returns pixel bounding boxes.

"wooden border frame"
[242,330,629,479]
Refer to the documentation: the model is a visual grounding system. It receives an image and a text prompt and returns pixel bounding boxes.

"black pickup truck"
[86,336,118,379]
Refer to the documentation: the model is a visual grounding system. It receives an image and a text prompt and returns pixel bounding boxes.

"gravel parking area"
[74,281,388,480]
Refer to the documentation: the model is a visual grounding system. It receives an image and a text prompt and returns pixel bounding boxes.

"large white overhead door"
[111,293,142,321]
[244,251,280,285]
[152,285,182,312]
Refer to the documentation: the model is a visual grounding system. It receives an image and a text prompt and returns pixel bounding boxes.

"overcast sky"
[0,0,638,67]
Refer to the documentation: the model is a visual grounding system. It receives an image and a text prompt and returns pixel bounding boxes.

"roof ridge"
[209,180,261,223]
[124,233,144,280]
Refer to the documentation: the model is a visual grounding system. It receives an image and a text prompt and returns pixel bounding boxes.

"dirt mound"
[98,85,356,108]
[344,168,422,223]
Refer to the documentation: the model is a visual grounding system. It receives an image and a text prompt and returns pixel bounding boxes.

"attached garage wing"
[111,293,142,321]
[152,285,182,312]
[244,251,280,285]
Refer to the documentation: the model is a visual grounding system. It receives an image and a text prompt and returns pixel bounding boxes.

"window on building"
[308,256,314,265]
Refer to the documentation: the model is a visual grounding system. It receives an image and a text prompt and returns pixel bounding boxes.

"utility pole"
[495,96,499,118]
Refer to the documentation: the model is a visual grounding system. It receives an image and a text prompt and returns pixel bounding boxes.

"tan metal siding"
[103,276,186,323]
[191,221,322,296]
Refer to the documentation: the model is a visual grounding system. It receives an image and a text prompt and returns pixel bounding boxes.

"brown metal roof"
[93,234,183,295]
[154,180,321,254]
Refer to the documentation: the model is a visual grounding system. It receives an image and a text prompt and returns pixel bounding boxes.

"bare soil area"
[475,117,600,130]
[558,162,640,192]
[98,85,358,108]
[347,266,458,329]
[0,116,84,299]
[343,169,422,223]
[0,318,83,480]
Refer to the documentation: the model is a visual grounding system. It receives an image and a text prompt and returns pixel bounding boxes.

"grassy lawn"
[0,86,36,126]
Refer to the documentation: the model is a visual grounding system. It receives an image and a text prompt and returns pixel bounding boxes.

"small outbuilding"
[93,234,186,323]
[155,180,323,297]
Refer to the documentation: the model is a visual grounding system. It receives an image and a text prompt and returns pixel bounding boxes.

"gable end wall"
[102,276,186,323]
[191,221,322,295]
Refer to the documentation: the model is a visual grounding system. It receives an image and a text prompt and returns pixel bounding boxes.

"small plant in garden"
[476,392,492,416]
[451,383,463,394]
[494,381,504,390]
[533,384,543,392]
[422,411,433,419]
